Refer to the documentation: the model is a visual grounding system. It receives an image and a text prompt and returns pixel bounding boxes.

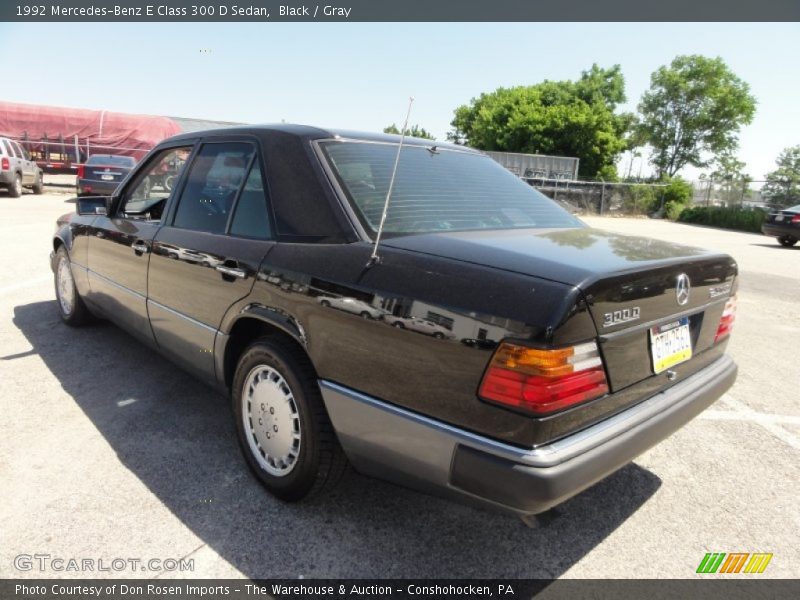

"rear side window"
[321,141,581,236]
[3,139,16,157]
[229,162,271,239]
[173,142,255,234]
[12,142,27,159]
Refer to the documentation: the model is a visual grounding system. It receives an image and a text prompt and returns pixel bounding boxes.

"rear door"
[87,143,195,344]
[11,141,35,183]
[146,138,275,379]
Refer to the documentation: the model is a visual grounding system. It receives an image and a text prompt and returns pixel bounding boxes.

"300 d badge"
[603,306,641,327]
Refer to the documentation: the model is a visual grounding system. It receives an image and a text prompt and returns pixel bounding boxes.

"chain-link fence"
[526,176,800,216]
[524,177,668,216]
[691,179,800,210]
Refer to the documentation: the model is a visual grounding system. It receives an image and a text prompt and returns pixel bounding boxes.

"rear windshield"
[320,141,582,236]
[86,155,136,167]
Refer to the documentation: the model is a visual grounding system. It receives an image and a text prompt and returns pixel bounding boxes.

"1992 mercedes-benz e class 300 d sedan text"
[51,125,738,523]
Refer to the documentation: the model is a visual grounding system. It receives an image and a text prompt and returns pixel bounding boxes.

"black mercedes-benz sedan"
[762,204,800,247]
[50,125,738,523]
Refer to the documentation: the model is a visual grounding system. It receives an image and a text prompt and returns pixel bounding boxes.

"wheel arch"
[217,306,313,391]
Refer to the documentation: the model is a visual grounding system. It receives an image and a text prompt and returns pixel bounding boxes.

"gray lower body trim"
[319,354,737,516]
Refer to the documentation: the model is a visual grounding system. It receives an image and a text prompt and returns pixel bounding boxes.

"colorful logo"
[696,552,773,574]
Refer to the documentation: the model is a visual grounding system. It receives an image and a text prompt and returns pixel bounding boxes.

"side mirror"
[76,196,111,216]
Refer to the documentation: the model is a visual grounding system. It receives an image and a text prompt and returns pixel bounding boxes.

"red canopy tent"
[0,101,183,171]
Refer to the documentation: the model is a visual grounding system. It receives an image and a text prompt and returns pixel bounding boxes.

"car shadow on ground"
[12,300,661,578]
[750,242,800,250]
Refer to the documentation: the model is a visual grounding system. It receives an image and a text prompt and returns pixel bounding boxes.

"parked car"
[317,295,385,319]
[51,125,738,524]
[384,315,455,339]
[762,204,800,247]
[76,154,137,196]
[0,136,44,197]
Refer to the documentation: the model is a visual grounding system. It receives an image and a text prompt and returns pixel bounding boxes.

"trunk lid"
[384,226,737,391]
[84,164,130,183]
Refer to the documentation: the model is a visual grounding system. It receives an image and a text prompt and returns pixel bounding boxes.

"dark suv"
[51,125,738,523]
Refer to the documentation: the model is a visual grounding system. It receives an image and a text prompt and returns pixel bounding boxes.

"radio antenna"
[367,96,414,268]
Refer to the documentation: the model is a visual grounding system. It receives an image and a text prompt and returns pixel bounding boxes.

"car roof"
[165,123,481,154]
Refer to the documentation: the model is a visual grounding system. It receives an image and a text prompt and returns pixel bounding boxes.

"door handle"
[215,265,247,280]
[131,240,150,255]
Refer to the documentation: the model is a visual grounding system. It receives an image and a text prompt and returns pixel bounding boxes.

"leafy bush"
[623,184,658,214]
[662,177,692,205]
[677,206,766,232]
[664,200,687,220]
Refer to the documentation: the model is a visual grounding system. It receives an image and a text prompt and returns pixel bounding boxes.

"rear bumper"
[320,354,737,517]
[0,170,15,185]
[762,222,798,238]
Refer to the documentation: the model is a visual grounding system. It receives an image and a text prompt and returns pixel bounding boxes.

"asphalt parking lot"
[1,191,798,579]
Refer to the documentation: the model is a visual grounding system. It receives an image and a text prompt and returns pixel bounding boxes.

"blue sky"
[2,22,798,180]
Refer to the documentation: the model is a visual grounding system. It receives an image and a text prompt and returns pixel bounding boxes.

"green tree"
[708,151,751,206]
[383,123,436,140]
[449,64,631,178]
[637,55,756,178]
[762,145,800,208]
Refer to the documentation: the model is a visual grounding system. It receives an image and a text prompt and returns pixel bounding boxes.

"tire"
[54,246,92,326]
[232,337,346,501]
[9,173,22,198]
[778,236,798,247]
[32,171,44,194]
[433,332,444,339]
[320,300,331,307]
[392,322,404,329]
[360,311,371,319]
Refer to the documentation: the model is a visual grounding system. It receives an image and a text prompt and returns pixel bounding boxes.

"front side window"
[123,146,192,220]
[321,141,582,236]
[173,142,255,234]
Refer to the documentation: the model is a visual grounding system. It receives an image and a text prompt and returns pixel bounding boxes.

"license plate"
[101,174,114,181]
[650,317,692,374]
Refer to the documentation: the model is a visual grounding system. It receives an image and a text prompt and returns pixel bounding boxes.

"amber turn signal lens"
[479,341,609,416]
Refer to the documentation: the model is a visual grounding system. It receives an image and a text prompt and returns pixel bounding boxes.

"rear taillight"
[791,215,800,224]
[715,294,737,343]
[1,157,8,171]
[77,164,85,179]
[478,341,609,416]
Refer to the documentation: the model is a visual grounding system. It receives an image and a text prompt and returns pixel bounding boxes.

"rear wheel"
[360,311,371,319]
[392,321,404,328]
[778,236,798,247]
[54,246,91,326]
[232,337,346,501]
[32,171,44,194]
[433,332,445,339]
[9,173,22,197]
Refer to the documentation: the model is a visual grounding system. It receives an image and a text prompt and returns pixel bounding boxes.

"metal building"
[484,150,580,181]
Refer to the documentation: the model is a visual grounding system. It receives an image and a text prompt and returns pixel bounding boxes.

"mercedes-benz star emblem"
[675,273,690,306]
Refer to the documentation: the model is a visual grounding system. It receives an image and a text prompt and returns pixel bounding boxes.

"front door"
[87,144,194,344]
[147,140,275,379]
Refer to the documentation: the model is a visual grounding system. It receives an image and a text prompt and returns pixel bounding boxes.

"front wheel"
[32,171,44,194]
[54,246,92,326]
[778,236,798,247]
[232,337,346,501]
